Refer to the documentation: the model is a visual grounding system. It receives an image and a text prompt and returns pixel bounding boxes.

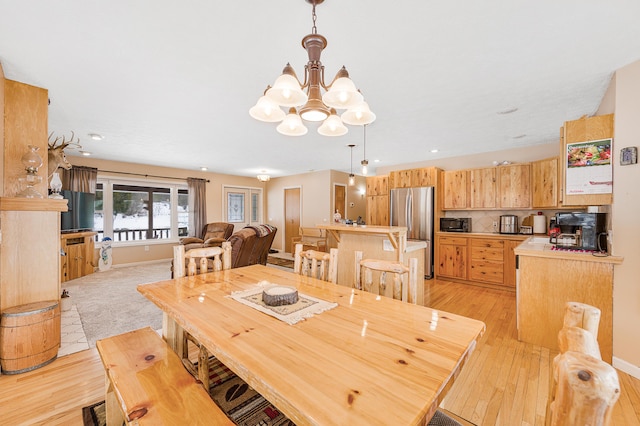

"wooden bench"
[96,327,233,425]
[291,227,327,252]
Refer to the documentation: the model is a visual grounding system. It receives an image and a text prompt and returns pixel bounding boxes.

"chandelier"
[249,0,375,136]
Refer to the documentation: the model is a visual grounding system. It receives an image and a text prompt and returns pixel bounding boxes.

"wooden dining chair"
[548,302,620,426]
[172,242,231,391]
[293,243,338,283]
[354,251,418,303]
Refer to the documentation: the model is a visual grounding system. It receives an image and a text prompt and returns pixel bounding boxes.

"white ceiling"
[1,1,640,178]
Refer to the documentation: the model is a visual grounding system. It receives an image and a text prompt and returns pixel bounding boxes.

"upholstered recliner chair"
[179,222,234,251]
[228,224,277,268]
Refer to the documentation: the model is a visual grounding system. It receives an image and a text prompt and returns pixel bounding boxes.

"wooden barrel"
[0,300,60,374]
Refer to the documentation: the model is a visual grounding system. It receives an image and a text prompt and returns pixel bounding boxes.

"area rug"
[267,255,294,269]
[210,374,294,426]
[82,400,105,426]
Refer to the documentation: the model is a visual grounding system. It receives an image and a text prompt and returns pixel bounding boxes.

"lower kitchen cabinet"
[469,238,504,285]
[436,233,524,289]
[436,235,468,280]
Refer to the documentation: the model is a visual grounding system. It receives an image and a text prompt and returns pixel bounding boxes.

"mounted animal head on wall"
[47,131,80,179]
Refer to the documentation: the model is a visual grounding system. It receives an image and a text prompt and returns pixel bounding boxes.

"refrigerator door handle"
[406,189,413,233]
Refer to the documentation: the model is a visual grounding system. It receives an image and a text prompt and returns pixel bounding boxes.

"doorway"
[334,183,346,221]
[223,186,263,233]
[284,187,301,253]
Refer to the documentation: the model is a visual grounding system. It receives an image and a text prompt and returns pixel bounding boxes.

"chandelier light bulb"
[349,173,355,186]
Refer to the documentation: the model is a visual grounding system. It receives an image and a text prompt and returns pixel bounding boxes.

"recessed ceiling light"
[88,133,104,141]
[373,159,380,163]
[79,151,91,156]
[200,167,208,171]
[497,107,518,115]
[430,149,439,153]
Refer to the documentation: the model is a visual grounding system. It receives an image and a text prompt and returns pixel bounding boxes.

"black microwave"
[440,217,471,233]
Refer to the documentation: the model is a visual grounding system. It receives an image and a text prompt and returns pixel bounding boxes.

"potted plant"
[60,289,71,311]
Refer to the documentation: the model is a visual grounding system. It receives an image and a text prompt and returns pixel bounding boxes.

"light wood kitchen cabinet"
[498,163,531,208]
[366,175,388,196]
[390,167,438,188]
[531,157,559,208]
[436,235,468,280]
[442,170,469,210]
[469,168,498,209]
[411,168,436,186]
[561,114,614,206]
[436,233,525,289]
[503,240,519,288]
[365,176,389,226]
[469,238,504,285]
[60,231,96,282]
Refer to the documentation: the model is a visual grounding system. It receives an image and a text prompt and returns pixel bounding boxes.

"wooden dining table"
[138,264,485,426]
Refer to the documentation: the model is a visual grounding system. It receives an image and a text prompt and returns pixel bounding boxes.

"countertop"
[318,224,408,234]
[514,236,624,264]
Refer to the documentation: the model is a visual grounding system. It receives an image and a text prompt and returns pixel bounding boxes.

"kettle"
[499,215,519,234]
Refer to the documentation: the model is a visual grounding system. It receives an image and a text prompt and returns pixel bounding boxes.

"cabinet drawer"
[471,247,503,261]
[439,236,468,246]
[470,239,504,249]
[470,261,504,284]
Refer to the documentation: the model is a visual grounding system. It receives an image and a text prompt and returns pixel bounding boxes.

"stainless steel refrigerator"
[390,187,434,279]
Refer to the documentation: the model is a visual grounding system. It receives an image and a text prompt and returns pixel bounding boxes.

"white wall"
[610,60,640,378]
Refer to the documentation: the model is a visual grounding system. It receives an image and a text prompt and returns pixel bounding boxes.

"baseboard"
[613,356,640,380]
[109,258,171,269]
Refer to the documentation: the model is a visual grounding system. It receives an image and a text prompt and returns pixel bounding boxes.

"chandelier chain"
[311,2,318,34]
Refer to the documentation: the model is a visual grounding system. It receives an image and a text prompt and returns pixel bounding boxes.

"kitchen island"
[514,237,623,362]
[318,224,426,305]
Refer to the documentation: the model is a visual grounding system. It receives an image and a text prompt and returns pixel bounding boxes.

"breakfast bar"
[514,237,624,362]
[317,224,427,305]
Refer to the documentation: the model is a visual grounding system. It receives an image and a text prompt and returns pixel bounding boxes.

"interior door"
[334,184,346,220]
[223,186,263,233]
[284,187,301,253]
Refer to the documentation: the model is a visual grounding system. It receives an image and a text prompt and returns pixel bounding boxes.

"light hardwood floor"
[1,278,639,425]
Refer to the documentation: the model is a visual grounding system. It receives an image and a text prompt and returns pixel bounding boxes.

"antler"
[48,131,79,150]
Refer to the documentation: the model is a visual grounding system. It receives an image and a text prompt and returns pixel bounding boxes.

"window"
[94,178,188,244]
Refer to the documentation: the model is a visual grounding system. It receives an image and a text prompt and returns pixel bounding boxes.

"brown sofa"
[228,224,277,268]
[179,222,234,251]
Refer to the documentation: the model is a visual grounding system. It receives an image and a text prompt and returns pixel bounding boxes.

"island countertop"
[318,224,408,250]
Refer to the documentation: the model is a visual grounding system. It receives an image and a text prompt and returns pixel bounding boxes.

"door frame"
[333,183,346,221]
[222,185,264,233]
[283,185,302,254]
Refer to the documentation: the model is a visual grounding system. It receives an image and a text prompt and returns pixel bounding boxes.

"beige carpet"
[63,261,171,347]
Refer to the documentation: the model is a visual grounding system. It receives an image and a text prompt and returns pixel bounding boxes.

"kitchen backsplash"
[442,209,584,234]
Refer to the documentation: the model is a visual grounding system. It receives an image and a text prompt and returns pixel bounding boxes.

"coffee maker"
[550,212,608,252]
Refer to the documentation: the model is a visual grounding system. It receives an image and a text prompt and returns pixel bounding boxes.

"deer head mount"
[47,131,81,179]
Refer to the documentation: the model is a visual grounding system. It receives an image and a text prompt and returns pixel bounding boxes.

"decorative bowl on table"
[262,286,299,306]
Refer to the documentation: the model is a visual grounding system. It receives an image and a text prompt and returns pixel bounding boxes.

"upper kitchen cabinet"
[389,167,439,188]
[470,168,498,209]
[498,163,531,209]
[561,114,614,206]
[442,170,469,210]
[365,175,389,226]
[366,175,388,196]
[531,157,560,208]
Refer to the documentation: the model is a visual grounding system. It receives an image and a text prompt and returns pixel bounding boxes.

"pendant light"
[361,124,369,175]
[348,144,355,186]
